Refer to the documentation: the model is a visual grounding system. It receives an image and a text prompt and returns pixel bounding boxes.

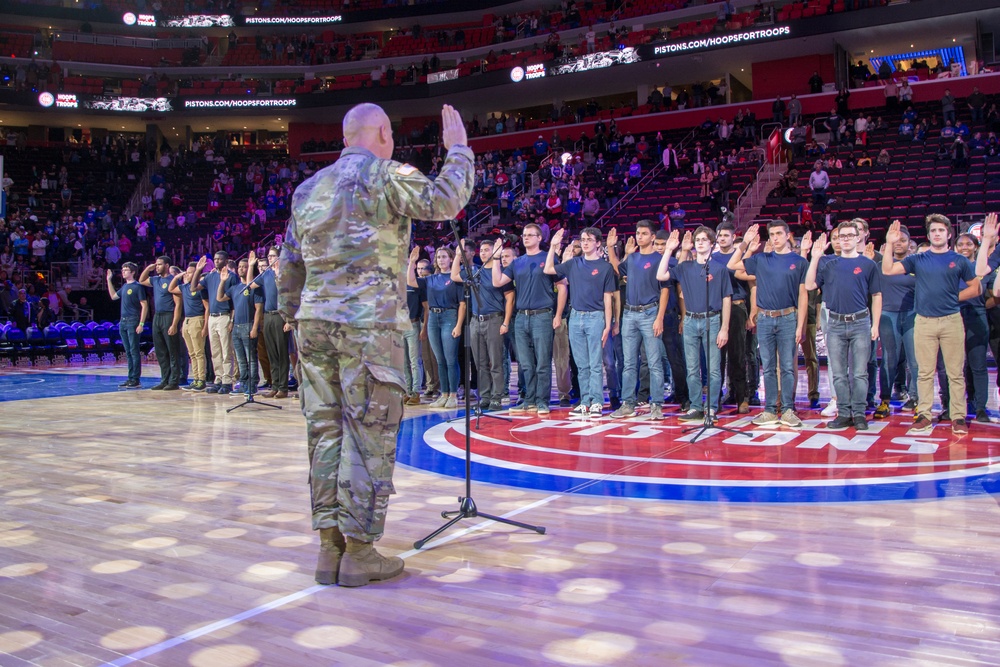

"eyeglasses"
[838,233,859,238]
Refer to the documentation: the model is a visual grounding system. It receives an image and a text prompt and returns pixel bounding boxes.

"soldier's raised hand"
[441,104,468,151]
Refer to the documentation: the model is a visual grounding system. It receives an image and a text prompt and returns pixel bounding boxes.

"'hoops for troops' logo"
[397,411,1000,503]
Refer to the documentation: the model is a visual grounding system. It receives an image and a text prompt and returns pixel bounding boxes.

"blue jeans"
[757,311,798,414]
[428,309,460,394]
[879,310,917,399]
[682,313,721,412]
[568,311,605,406]
[621,308,665,406]
[514,310,554,408]
[402,320,422,395]
[962,306,989,413]
[826,315,871,417]
[119,316,141,382]
[231,323,258,394]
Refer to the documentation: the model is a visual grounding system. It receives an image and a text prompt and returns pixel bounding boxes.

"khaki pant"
[914,313,966,420]
[207,314,235,385]
[182,316,207,382]
[552,318,572,401]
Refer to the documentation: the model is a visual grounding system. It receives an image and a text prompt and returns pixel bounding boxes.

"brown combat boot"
[315,526,347,585]
[337,537,404,587]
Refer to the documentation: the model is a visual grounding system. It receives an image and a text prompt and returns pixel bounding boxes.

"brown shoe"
[338,537,404,587]
[738,401,749,414]
[260,390,278,398]
[952,418,968,435]
[315,527,347,585]
[406,394,421,406]
[273,390,288,399]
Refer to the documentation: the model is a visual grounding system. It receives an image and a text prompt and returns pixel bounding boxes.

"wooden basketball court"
[2,364,999,666]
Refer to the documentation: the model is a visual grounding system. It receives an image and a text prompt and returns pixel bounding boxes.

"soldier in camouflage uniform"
[278,103,474,587]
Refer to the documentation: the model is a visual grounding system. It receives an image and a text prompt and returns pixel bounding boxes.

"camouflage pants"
[297,320,406,541]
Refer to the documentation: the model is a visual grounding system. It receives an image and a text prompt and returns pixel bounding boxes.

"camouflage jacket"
[278,144,474,329]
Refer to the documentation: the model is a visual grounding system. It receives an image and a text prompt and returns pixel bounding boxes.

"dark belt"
[625,303,657,312]
[686,310,721,319]
[209,312,230,317]
[265,310,281,315]
[474,312,504,321]
[759,307,796,318]
[429,307,457,313]
[518,308,552,316]
[829,309,870,323]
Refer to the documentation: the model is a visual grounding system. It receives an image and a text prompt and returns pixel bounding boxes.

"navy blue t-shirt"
[672,258,732,313]
[151,275,176,312]
[900,250,975,317]
[503,253,556,311]
[425,273,462,310]
[201,271,238,315]
[816,255,881,314]
[406,280,426,321]
[662,256,680,314]
[743,251,807,310]
[226,282,264,325]
[250,268,279,312]
[712,250,749,303]
[462,265,512,316]
[554,257,616,312]
[880,260,915,312]
[985,245,1000,273]
[181,281,208,317]
[620,251,666,306]
[117,281,146,319]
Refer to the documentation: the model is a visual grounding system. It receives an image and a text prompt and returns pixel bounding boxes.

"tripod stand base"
[227,394,283,413]
[681,419,747,443]
[413,496,546,550]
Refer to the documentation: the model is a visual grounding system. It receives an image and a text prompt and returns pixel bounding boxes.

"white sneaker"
[443,394,458,409]
[569,404,589,416]
[589,403,603,417]
[428,395,447,408]
[821,399,838,418]
[780,409,804,428]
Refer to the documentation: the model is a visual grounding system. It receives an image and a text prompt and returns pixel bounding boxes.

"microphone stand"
[682,254,745,443]
[414,224,546,549]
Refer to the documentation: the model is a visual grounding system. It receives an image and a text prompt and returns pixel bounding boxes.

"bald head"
[343,103,393,159]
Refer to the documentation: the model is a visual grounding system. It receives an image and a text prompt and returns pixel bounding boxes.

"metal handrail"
[124,160,157,220]
[593,162,664,229]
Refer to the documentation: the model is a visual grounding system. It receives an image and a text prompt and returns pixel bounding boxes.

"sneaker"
[258,382,271,391]
[828,415,854,429]
[901,398,916,411]
[809,398,821,410]
[181,383,197,391]
[636,401,650,410]
[648,404,664,420]
[821,399,838,418]
[405,394,421,406]
[118,380,132,388]
[890,390,907,402]
[938,410,951,423]
[680,400,691,412]
[975,410,991,424]
[707,409,717,422]
[150,382,167,391]
[509,401,528,413]
[569,404,590,417]
[524,405,538,414]
[423,390,440,399]
[218,384,232,395]
[874,400,890,419]
[952,418,969,434]
[443,395,458,409]
[911,415,933,433]
[490,400,505,411]
[752,411,780,426]
[559,397,572,408]
[679,409,705,422]
[610,403,636,418]
[163,384,179,391]
[536,404,551,416]
[125,380,142,388]
[589,403,603,417]
[853,415,869,431]
[780,410,804,428]
[205,383,220,394]
[428,395,447,408]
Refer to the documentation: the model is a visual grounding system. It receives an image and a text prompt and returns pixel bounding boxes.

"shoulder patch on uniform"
[396,164,418,176]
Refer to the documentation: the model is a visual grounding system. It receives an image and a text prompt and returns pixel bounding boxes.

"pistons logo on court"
[853,266,863,275]
[398,412,1000,503]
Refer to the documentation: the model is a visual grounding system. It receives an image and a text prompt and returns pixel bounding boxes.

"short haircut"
[214,250,229,261]
[767,220,790,235]
[925,213,952,234]
[693,225,716,244]
[523,222,542,235]
[479,239,494,249]
[636,219,656,234]
[269,245,281,255]
[849,218,869,233]
[187,261,198,269]
[655,230,671,241]
[157,255,171,265]
[122,261,138,273]
[580,226,603,243]
[836,221,859,235]
[716,221,736,234]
